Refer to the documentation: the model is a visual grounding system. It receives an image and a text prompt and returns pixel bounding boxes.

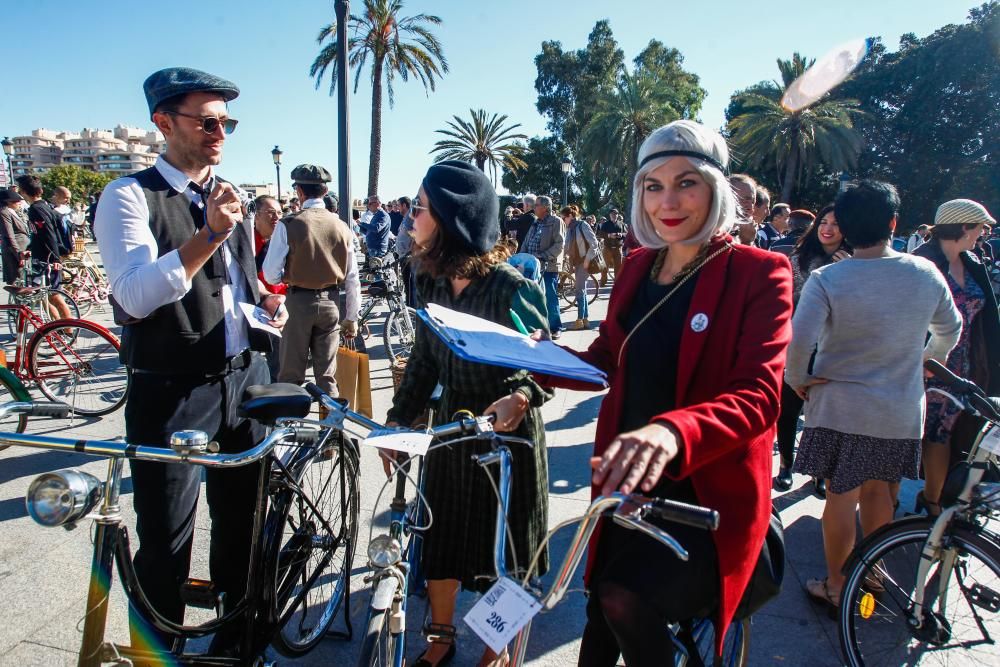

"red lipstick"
[659,218,686,227]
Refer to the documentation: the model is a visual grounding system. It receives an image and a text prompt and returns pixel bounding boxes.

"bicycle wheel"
[383,307,416,362]
[28,320,129,416]
[584,273,600,305]
[558,272,577,309]
[62,268,96,318]
[356,604,398,667]
[675,617,751,667]
[839,518,1000,666]
[0,370,30,449]
[272,438,360,656]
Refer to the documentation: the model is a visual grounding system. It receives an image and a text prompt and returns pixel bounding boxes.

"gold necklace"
[618,243,731,367]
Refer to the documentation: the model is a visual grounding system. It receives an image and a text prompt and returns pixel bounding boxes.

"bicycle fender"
[840,515,933,576]
[371,575,400,611]
[0,366,31,401]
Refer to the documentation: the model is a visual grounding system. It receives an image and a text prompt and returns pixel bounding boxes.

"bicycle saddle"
[239,383,312,425]
[3,285,39,296]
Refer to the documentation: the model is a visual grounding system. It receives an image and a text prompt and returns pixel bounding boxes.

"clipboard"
[417,303,607,386]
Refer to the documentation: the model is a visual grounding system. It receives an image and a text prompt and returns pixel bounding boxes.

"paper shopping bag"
[335,342,373,418]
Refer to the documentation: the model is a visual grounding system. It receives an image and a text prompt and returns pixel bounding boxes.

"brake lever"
[611,497,689,561]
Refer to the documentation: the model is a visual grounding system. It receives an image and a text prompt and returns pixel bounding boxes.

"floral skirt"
[794,427,919,494]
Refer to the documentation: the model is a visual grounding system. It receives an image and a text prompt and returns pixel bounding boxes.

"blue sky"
[2,0,973,201]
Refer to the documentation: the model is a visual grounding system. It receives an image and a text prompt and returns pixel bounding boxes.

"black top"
[509,212,535,249]
[27,200,62,264]
[621,272,700,502]
[389,210,403,236]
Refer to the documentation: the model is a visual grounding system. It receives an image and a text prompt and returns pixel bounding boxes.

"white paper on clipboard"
[238,302,282,337]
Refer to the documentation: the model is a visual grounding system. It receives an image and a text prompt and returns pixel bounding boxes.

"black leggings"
[578,518,719,667]
[776,381,804,469]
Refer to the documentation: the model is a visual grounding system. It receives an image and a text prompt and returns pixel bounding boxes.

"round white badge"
[690,313,709,333]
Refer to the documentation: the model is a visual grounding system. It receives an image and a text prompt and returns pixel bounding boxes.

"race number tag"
[981,426,1000,456]
[363,429,433,456]
[464,577,541,654]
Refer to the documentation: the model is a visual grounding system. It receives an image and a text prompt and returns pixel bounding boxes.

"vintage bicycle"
[0,381,368,666]
[0,295,127,437]
[837,359,1000,666]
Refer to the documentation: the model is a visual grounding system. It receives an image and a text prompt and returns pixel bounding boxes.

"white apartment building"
[10,125,165,177]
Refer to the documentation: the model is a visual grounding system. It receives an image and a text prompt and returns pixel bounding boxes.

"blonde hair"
[631,120,737,248]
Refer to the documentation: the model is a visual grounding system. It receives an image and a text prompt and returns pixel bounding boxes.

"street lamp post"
[1,137,14,187]
[839,171,852,193]
[335,0,351,224]
[560,156,572,208]
[272,145,283,202]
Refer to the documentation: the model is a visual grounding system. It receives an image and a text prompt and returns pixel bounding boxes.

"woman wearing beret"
[386,160,552,667]
[913,198,1000,516]
[539,120,793,665]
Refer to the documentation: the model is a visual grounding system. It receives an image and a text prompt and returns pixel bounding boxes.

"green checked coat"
[387,262,552,590]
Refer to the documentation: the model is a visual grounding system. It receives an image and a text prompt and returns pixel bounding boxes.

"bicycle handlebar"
[0,401,73,419]
[646,497,720,531]
[924,359,1000,423]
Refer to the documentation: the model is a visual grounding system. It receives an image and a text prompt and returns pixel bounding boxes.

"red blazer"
[543,235,792,646]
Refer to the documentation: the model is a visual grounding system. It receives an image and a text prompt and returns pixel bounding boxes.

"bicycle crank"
[907,608,953,645]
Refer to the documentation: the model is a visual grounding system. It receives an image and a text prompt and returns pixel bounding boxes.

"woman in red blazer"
[541,120,792,665]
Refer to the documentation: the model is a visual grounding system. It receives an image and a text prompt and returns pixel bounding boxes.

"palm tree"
[580,71,685,205]
[310,0,448,196]
[728,53,866,203]
[430,109,528,185]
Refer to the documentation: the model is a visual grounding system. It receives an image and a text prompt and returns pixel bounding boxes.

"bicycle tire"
[675,617,751,667]
[28,320,129,416]
[7,288,82,340]
[356,605,398,667]
[0,369,31,449]
[558,272,600,309]
[839,517,1000,666]
[272,438,360,656]
[382,306,416,362]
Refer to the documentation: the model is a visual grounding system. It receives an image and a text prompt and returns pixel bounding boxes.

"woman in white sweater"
[785,180,962,615]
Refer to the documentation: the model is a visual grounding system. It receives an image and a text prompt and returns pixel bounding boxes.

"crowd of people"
[3,64,999,667]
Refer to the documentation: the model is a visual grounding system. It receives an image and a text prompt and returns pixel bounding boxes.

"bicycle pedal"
[180,578,224,613]
[969,583,1000,612]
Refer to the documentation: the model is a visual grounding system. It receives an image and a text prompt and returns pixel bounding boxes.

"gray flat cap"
[143,67,239,117]
[290,164,333,185]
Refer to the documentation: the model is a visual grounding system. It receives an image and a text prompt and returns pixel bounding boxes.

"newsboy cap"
[933,199,996,227]
[290,164,333,185]
[421,160,499,254]
[0,189,24,204]
[143,67,240,117]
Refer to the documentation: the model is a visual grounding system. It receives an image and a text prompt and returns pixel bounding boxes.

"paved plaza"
[0,249,960,666]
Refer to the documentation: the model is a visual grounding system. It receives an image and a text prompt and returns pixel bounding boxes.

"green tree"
[727,53,866,204]
[838,2,999,230]
[310,0,448,196]
[532,23,706,212]
[38,165,114,202]
[430,109,527,185]
[500,135,570,200]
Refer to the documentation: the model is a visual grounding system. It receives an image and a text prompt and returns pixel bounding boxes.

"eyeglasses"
[411,196,429,214]
[163,110,238,135]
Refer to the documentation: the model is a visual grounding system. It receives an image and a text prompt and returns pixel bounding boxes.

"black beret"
[290,164,332,185]
[421,160,499,254]
[143,67,239,117]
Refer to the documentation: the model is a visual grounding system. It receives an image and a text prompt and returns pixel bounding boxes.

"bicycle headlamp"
[367,534,402,568]
[25,469,103,528]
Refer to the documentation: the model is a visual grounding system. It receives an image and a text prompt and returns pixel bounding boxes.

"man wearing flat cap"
[263,164,360,401]
[94,66,287,655]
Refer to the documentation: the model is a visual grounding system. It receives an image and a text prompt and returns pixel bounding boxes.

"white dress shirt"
[95,155,251,357]
[262,198,360,322]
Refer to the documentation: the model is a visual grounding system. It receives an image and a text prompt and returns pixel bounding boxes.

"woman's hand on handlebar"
[591,422,681,496]
[484,392,530,432]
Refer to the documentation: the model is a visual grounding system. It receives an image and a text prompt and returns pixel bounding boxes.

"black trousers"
[125,353,269,649]
[776,381,805,468]
[580,512,719,666]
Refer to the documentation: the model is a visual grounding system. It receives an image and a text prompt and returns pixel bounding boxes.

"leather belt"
[132,349,255,377]
[287,284,340,294]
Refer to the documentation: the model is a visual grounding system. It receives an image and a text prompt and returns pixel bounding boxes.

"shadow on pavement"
[547,394,604,431]
[547,442,594,495]
[0,448,93,485]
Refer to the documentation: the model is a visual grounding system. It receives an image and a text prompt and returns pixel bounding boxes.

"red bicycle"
[0,291,129,418]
